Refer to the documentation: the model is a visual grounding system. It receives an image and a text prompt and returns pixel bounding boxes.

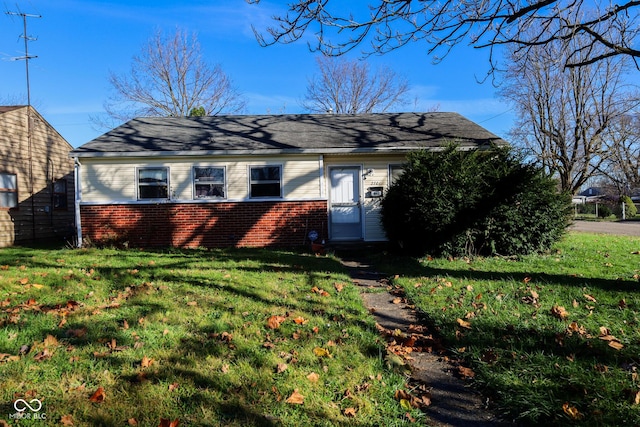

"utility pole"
[6,9,41,241]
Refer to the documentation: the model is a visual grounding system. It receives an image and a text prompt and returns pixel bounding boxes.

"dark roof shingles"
[72,112,505,155]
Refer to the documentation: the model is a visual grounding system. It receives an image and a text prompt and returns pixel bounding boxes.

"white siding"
[78,155,324,203]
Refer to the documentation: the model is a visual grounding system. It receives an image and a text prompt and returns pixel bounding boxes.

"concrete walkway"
[339,255,510,426]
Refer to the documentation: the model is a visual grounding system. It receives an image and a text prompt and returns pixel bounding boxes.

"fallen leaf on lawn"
[313,347,331,358]
[33,348,52,362]
[89,387,105,403]
[128,418,138,426]
[186,301,197,306]
[334,282,344,292]
[307,372,319,383]
[608,340,624,350]
[158,418,180,427]
[141,356,154,368]
[44,334,59,347]
[293,316,306,325]
[630,390,640,405]
[168,382,179,392]
[551,305,569,320]
[562,402,583,420]
[267,315,286,329]
[276,363,288,373]
[583,294,597,303]
[458,366,475,378]
[123,320,129,329]
[392,297,402,304]
[456,318,472,329]
[343,407,357,417]
[523,276,532,283]
[286,390,304,404]
[60,414,74,425]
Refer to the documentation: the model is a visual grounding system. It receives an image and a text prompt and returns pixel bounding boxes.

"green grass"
[376,232,640,425]
[0,247,417,426]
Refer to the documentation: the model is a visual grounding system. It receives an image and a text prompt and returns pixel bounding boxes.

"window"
[0,173,17,208]
[389,165,404,185]
[249,165,282,198]
[53,179,67,209]
[194,166,225,199]
[138,168,169,200]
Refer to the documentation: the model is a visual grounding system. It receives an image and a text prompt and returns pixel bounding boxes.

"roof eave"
[69,140,503,158]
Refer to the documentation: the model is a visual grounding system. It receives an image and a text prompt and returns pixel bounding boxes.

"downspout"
[73,157,82,247]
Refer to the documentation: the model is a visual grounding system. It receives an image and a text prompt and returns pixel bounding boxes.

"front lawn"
[0,247,415,426]
[378,232,640,425]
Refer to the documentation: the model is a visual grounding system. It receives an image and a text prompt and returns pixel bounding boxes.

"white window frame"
[248,165,283,199]
[193,166,226,200]
[137,167,169,200]
[0,172,18,209]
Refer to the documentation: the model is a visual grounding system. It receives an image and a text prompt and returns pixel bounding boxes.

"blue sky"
[1,0,515,148]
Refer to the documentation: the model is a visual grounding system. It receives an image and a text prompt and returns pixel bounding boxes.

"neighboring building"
[0,106,75,247]
[70,112,506,248]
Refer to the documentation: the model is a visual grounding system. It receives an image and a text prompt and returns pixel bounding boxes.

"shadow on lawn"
[1,247,387,426]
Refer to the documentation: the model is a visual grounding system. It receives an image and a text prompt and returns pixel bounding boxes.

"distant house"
[0,106,75,247]
[70,112,506,248]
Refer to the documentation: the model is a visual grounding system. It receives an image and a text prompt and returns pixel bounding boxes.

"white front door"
[329,167,362,240]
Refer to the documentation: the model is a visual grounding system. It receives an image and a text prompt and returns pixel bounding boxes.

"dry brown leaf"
[293,316,306,325]
[306,372,319,383]
[44,334,59,347]
[60,414,74,426]
[631,390,640,405]
[343,407,357,417]
[583,294,597,303]
[89,387,105,403]
[392,297,402,304]
[276,363,288,373]
[608,340,624,350]
[127,418,138,426]
[168,382,179,392]
[458,366,475,378]
[267,315,286,329]
[456,318,472,329]
[141,356,154,368]
[186,301,197,306]
[286,390,304,405]
[551,305,569,320]
[158,418,180,427]
[334,282,344,292]
[562,402,583,420]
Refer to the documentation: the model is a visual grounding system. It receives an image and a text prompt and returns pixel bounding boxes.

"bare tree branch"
[302,56,411,114]
[247,0,640,70]
[97,28,246,126]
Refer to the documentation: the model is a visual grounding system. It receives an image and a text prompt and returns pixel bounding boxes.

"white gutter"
[73,157,82,248]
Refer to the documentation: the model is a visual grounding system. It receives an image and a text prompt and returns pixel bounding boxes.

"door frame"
[327,165,364,241]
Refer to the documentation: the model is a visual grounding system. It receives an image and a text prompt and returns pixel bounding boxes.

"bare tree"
[500,28,639,195]
[247,0,640,71]
[302,56,410,114]
[600,113,640,193]
[101,28,245,124]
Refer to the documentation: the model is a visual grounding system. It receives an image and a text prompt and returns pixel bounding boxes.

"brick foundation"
[80,201,328,248]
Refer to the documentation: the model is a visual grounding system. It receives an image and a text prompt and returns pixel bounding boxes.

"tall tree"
[248,0,640,71]
[600,113,640,193]
[302,56,410,114]
[499,27,639,195]
[102,28,245,123]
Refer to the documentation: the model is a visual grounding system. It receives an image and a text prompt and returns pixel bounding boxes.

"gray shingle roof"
[71,112,506,157]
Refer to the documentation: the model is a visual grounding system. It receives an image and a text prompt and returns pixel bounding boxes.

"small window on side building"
[0,173,18,208]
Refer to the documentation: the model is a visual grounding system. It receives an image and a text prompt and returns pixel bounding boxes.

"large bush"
[380,144,572,256]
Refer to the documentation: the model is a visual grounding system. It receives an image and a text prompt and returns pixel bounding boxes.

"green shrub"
[615,196,638,218]
[380,144,572,256]
[597,204,613,218]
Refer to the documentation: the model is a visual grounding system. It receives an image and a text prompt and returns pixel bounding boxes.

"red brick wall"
[80,201,328,248]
